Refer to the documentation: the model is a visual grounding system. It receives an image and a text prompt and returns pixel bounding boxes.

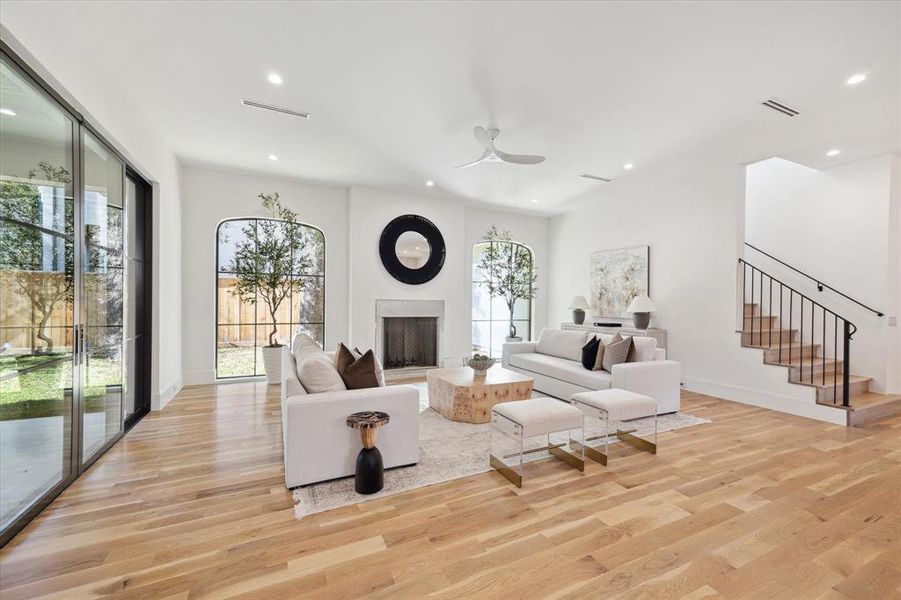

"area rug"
[293,388,709,519]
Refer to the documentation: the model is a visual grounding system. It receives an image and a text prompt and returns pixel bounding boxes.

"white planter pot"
[262,346,285,384]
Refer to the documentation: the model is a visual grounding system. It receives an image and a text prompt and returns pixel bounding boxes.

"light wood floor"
[1,383,900,599]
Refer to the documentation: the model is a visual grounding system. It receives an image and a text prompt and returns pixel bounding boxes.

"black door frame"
[125,168,153,432]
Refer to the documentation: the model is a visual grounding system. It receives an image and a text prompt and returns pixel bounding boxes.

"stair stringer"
[681,333,847,425]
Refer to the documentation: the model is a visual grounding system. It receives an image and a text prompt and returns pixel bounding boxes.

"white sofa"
[280,346,420,489]
[502,328,681,413]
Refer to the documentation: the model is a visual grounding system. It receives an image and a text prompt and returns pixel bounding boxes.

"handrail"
[744,243,884,317]
[738,258,857,337]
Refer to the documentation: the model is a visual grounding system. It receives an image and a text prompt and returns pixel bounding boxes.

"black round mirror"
[379,215,446,284]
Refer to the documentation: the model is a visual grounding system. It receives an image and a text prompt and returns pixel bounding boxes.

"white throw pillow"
[536,328,590,362]
[631,336,658,362]
[297,353,347,393]
[293,332,323,361]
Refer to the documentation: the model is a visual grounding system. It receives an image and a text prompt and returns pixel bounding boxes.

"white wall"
[888,156,901,394]
[1,26,183,410]
[179,173,550,382]
[745,155,898,392]
[549,164,848,424]
[179,164,350,385]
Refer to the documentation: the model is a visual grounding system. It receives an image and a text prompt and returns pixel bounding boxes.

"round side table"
[346,411,390,494]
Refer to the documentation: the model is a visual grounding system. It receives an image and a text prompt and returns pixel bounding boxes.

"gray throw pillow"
[602,334,633,372]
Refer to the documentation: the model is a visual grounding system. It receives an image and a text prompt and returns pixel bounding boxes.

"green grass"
[0,353,121,420]
[216,346,260,378]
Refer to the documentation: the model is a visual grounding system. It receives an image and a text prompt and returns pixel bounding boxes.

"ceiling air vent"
[761,98,800,117]
[581,174,612,183]
[241,99,311,119]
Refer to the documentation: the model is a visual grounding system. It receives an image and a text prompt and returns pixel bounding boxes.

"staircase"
[738,256,901,426]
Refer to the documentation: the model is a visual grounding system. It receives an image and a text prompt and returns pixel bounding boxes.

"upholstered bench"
[570,389,658,465]
[489,397,585,488]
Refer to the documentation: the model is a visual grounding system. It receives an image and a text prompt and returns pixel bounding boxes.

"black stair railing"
[739,258,856,407]
[745,243,884,317]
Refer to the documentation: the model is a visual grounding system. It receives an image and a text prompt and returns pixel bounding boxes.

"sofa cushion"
[293,332,324,361]
[581,336,600,370]
[602,334,633,372]
[630,336,658,362]
[509,352,612,390]
[297,353,347,393]
[536,328,589,362]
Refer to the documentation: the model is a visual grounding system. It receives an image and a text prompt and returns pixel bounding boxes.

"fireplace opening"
[382,317,438,369]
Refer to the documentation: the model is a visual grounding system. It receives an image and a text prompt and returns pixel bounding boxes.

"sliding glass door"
[0,47,150,545]
[0,55,77,537]
[80,131,124,462]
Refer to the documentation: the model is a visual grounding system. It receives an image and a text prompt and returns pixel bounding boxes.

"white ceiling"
[2,1,898,213]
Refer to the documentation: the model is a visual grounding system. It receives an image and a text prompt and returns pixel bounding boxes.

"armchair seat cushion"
[509,353,612,390]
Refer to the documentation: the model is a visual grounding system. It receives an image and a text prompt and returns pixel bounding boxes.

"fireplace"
[382,317,438,369]
[375,299,445,374]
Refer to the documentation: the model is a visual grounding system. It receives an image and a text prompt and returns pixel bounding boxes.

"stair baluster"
[738,259,856,407]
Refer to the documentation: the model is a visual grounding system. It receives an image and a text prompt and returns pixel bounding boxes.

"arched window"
[215,218,325,378]
[471,239,534,358]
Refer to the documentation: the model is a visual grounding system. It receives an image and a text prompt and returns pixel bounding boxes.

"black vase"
[355,447,384,494]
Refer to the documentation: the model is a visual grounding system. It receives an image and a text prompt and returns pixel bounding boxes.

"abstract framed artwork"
[589,245,649,318]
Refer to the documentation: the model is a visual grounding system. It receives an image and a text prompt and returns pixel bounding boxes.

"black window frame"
[471,239,534,358]
[214,217,326,379]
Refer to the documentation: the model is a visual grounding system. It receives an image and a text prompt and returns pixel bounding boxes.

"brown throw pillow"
[602,334,633,372]
[335,343,356,374]
[335,344,380,389]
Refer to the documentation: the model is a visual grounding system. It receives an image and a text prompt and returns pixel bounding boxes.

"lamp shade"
[626,294,657,313]
[568,295,590,310]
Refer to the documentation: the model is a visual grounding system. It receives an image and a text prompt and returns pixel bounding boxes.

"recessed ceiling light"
[826,149,841,157]
[268,154,279,161]
[623,163,634,170]
[267,73,283,85]
[425,180,435,187]
[846,73,867,85]
[0,108,15,116]
[530,198,538,203]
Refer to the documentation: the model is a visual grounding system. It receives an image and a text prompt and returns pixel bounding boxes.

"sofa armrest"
[611,360,681,414]
[502,341,538,367]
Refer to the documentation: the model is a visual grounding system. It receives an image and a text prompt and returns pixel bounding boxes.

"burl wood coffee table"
[427,366,533,423]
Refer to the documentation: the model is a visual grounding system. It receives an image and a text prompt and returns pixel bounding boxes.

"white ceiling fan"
[455,126,546,168]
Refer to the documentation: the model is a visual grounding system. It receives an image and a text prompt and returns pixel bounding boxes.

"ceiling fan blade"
[455,148,492,168]
[496,150,545,165]
[473,126,493,149]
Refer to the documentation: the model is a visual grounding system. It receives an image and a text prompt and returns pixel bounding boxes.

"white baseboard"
[682,376,847,425]
[182,369,216,386]
[152,379,182,412]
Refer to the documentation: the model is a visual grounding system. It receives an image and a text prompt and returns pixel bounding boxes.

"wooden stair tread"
[844,392,901,409]
[766,357,841,368]
[794,374,871,390]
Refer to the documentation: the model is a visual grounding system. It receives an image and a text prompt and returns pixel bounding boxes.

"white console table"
[560,323,668,350]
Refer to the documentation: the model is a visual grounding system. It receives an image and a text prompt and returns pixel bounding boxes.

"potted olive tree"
[225,192,313,383]
[477,226,538,342]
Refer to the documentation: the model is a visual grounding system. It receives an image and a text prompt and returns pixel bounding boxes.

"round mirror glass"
[394,231,431,269]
